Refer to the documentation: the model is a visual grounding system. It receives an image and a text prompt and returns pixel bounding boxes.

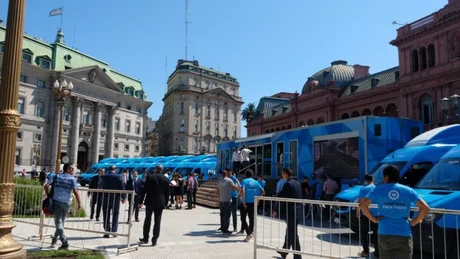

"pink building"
[246,0,460,136]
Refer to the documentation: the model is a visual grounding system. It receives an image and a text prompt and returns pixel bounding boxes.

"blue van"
[334,124,460,232]
[412,144,460,258]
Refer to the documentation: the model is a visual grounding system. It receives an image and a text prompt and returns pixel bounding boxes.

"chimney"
[394,71,400,81]
[353,64,370,79]
[371,78,381,88]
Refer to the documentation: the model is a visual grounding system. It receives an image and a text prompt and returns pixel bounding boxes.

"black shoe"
[277,251,287,259]
[58,243,69,250]
[51,237,57,247]
[96,218,100,221]
[90,216,93,220]
[103,234,110,238]
[139,238,148,244]
[217,227,222,231]
[135,219,140,222]
[152,239,157,246]
[222,230,232,234]
[237,230,245,234]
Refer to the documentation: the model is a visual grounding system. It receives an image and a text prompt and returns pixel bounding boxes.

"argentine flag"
[49,7,63,17]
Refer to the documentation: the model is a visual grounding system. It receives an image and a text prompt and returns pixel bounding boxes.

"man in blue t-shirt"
[359,165,430,259]
[240,169,264,242]
[356,174,378,258]
[227,168,240,232]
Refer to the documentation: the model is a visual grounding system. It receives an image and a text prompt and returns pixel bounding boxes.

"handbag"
[42,175,58,216]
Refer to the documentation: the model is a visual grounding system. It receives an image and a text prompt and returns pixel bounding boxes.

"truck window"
[417,159,460,190]
[371,162,407,185]
[398,162,433,187]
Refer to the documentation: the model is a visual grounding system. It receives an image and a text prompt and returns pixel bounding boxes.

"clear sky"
[0,0,443,137]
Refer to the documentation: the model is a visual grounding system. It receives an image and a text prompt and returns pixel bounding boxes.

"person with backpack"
[43,163,82,250]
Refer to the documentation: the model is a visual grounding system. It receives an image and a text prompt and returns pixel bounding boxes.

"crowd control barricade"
[253,196,460,259]
[13,184,138,255]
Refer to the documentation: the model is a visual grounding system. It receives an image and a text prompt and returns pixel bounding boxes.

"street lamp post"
[53,80,73,174]
[0,0,27,258]
[441,94,460,124]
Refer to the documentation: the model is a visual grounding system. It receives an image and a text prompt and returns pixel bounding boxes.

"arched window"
[287,125,292,129]
[351,111,360,118]
[420,47,427,70]
[265,129,270,133]
[276,127,280,131]
[373,106,384,116]
[341,113,349,119]
[385,103,399,117]
[420,94,434,125]
[317,117,325,124]
[299,121,305,127]
[427,44,435,68]
[412,49,419,72]
[270,128,275,132]
[362,109,372,116]
[281,126,286,130]
[307,119,314,126]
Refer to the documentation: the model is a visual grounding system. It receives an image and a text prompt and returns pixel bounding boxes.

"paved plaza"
[12,202,373,259]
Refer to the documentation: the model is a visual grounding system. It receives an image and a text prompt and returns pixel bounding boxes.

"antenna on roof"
[72,25,76,48]
[184,0,191,60]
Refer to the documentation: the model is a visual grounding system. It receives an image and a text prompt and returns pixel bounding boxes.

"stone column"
[0,0,27,257]
[92,103,102,164]
[70,97,82,164]
[106,106,117,158]
[50,98,60,170]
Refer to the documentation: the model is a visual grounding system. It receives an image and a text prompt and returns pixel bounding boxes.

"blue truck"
[334,124,460,233]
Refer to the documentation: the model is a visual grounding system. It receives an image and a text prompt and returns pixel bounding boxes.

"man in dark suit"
[126,170,142,222]
[139,164,169,246]
[101,165,126,238]
[273,168,303,259]
[89,168,105,221]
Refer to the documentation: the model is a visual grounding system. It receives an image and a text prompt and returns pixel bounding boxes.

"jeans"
[231,197,238,229]
[53,200,71,245]
[219,201,231,232]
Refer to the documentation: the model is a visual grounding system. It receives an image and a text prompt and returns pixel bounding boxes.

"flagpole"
[60,6,64,30]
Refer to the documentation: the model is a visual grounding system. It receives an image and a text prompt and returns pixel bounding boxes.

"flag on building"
[49,7,63,17]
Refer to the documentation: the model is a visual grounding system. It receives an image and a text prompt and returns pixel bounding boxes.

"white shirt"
[164,173,169,178]
[241,148,252,162]
[232,151,242,162]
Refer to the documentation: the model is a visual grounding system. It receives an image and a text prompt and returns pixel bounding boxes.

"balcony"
[193,131,200,135]
[223,118,228,123]
[214,117,220,121]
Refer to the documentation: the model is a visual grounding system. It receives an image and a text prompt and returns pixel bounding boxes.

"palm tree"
[242,102,256,123]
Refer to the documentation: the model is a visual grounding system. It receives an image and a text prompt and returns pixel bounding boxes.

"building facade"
[158,60,243,155]
[0,28,152,172]
[143,117,157,156]
[246,0,460,136]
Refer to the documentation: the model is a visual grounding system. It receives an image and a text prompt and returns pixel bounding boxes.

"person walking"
[186,173,195,210]
[273,168,303,259]
[101,165,126,238]
[44,163,82,250]
[227,169,240,232]
[240,169,265,242]
[359,165,430,259]
[139,165,170,246]
[356,174,379,258]
[323,174,337,201]
[192,172,198,208]
[126,171,142,222]
[232,147,242,177]
[240,146,252,170]
[217,170,238,234]
[89,168,104,221]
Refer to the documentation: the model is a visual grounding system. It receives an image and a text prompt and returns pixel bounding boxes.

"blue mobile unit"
[335,124,460,232]
[412,142,460,257]
[217,116,422,181]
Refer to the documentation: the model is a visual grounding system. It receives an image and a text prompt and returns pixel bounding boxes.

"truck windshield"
[371,162,407,185]
[416,158,460,190]
[84,167,97,174]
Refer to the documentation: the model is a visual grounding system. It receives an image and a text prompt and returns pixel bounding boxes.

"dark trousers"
[241,161,249,172]
[378,235,412,259]
[231,197,238,229]
[360,216,379,255]
[102,199,120,233]
[240,203,255,235]
[127,194,140,221]
[193,189,197,206]
[233,161,241,176]
[187,190,193,208]
[143,206,163,242]
[90,193,102,219]
[169,187,175,205]
[240,204,248,233]
[281,215,301,259]
[219,201,231,232]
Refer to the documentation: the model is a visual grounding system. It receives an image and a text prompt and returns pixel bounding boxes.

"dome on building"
[301,60,355,94]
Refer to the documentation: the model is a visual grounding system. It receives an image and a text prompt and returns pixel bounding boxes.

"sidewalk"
[14,205,361,259]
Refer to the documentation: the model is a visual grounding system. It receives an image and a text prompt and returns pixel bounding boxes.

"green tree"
[242,102,256,123]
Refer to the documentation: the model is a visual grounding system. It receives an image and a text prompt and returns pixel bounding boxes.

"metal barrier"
[13,184,138,255]
[254,196,460,259]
